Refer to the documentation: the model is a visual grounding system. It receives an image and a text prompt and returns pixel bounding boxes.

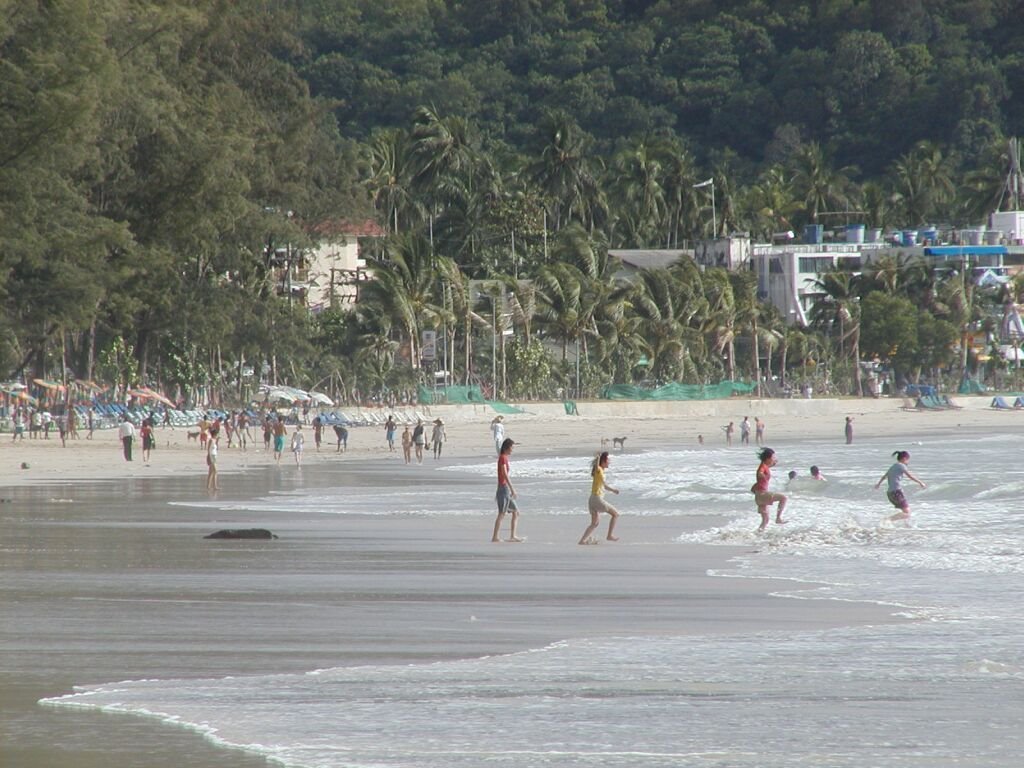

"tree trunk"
[752,319,761,397]
[780,341,788,389]
[87,318,97,381]
[853,330,863,397]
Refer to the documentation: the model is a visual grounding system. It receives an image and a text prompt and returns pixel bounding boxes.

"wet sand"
[0,399,966,767]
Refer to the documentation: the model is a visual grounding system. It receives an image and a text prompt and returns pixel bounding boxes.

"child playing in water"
[579,451,620,545]
[751,447,787,532]
[874,450,926,523]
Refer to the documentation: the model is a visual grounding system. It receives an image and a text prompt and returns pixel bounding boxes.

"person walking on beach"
[333,424,348,452]
[579,451,620,544]
[490,415,505,455]
[11,411,25,441]
[119,416,135,461]
[491,437,522,542]
[385,416,397,452]
[140,418,155,463]
[263,418,273,451]
[431,418,446,459]
[272,418,287,463]
[401,425,412,464]
[206,433,220,490]
[754,417,765,446]
[875,450,926,524]
[723,421,734,446]
[845,416,854,445]
[412,419,426,464]
[751,447,787,532]
[291,425,305,466]
[237,411,250,451]
[312,415,323,452]
[740,416,751,445]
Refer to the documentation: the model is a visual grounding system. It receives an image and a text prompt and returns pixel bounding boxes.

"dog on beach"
[187,430,201,441]
[601,436,628,450]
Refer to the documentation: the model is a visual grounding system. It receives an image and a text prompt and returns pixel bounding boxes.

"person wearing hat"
[491,437,522,542]
[490,415,505,455]
[431,418,447,459]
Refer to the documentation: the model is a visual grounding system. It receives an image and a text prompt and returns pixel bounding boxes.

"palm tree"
[629,268,706,382]
[746,165,800,241]
[730,271,763,395]
[364,129,421,234]
[809,270,863,396]
[701,267,737,380]
[410,105,478,194]
[534,261,588,362]
[607,137,667,248]
[790,142,854,224]
[961,137,1019,223]
[359,234,443,368]
[891,140,955,226]
[528,111,604,231]
[651,137,699,247]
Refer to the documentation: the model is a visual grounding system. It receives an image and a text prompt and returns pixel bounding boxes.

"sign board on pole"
[421,330,437,362]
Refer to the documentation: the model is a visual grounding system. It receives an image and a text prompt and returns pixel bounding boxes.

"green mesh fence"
[600,381,755,400]
[958,378,986,395]
[418,385,525,413]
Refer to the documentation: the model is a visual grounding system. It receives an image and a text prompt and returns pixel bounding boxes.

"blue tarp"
[924,246,1007,257]
[904,384,936,398]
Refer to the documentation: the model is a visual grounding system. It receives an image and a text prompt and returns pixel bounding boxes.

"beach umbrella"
[265,389,300,403]
[130,387,175,407]
[307,390,334,406]
[32,378,66,392]
[74,379,103,392]
[138,386,175,407]
[14,391,37,405]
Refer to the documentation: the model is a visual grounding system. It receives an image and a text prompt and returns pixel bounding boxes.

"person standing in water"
[845,416,854,444]
[206,433,220,491]
[491,438,522,542]
[579,451,620,544]
[290,425,305,466]
[875,450,926,523]
[751,447,787,532]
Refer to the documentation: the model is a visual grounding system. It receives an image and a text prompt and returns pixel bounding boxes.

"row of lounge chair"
[990,396,1024,410]
[317,410,431,427]
[901,395,963,411]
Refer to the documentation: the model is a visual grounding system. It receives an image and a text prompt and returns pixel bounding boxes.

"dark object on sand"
[204,528,278,540]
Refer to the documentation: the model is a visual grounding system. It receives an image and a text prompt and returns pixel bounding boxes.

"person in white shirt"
[490,416,505,455]
[291,425,305,466]
[206,433,219,490]
[118,417,135,461]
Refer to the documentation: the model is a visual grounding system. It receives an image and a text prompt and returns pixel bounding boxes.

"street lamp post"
[491,298,497,399]
[694,177,716,237]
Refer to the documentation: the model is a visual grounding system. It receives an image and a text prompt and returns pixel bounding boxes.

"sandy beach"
[0,394,1008,489]
[0,394,1011,767]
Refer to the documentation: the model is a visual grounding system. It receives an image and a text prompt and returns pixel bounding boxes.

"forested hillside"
[2,0,1023,400]
[297,0,1024,174]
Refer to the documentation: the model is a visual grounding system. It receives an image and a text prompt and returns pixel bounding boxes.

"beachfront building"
[302,219,383,312]
[690,221,1024,327]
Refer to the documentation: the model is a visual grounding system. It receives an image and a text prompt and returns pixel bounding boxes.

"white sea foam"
[46,433,1024,767]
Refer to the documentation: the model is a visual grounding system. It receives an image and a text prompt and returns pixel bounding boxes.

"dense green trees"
[3,0,1021,403]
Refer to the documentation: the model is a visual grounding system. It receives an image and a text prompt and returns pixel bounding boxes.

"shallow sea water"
[40,433,1024,767]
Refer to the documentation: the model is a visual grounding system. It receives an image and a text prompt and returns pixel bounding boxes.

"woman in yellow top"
[579,451,620,544]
